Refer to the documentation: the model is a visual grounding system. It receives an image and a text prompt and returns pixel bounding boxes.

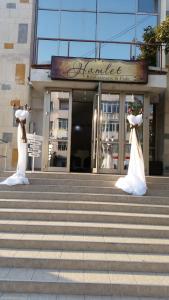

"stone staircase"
[0,172,169,299]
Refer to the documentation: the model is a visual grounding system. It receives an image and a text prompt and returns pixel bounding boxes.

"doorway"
[71,90,94,172]
[43,89,149,175]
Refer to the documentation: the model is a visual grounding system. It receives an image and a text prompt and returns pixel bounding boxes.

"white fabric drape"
[115,113,147,196]
[0,109,29,186]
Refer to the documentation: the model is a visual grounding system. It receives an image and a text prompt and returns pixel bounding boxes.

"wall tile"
[20,0,29,3]
[15,64,26,84]
[11,148,18,167]
[10,99,21,107]
[4,43,14,49]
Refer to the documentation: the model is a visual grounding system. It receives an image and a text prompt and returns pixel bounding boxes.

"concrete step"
[0,172,119,181]
[2,171,169,183]
[0,267,169,297]
[0,184,124,195]
[1,208,169,225]
[0,295,167,300]
[0,220,169,238]
[1,190,169,204]
[0,177,116,187]
[1,249,169,273]
[2,199,169,215]
[1,177,169,191]
[0,183,169,197]
[1,233,169,254]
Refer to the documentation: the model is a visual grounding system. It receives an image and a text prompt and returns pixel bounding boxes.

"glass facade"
[36,0,159,64]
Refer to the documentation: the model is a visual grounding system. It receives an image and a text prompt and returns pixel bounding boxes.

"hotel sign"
[51,57,148,83]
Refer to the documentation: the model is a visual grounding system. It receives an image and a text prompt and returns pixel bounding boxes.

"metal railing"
[34,37,164,70]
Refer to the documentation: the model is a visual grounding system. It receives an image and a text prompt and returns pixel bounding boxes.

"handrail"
[37,37,162,46]
[34,37,164,70]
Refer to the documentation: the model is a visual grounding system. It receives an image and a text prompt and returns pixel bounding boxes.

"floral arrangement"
[128,95,143,116]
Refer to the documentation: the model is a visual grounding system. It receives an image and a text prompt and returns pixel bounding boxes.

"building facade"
[0,0,169,175]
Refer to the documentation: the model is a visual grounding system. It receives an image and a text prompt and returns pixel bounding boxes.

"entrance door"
[92,89,148,174]
[43,90,72,172]
[71,90,94,172]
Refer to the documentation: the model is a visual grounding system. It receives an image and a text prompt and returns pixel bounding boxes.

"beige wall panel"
[15,64,26,84]
[11,148,18,168]
[4,43,14,49]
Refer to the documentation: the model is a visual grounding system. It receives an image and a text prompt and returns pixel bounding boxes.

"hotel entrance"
[42,86,149,175]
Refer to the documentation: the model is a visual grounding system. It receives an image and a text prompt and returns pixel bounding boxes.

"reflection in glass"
[98,14,135,41]
[38,0,61,9]
[38,40,68,64]
[39,0,96,11]
[37,11,60,38]
[98,0,136,13]
[100,94,120,170]
[100,44,131,60]
[61,0,96,11]
[48,92,70,168]
[124,94,144,170]
[69,42,96,58]
[138,0,158,13]
[36,2,158,64]
[60,12,96,40]
[136,15,158,42]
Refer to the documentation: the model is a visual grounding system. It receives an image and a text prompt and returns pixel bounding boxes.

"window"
[102,122,119,132]
[50,101,53,112]
[60,12,96,40]
[136,15,158,41]
[58,141,68,151]
[38,0,60,9]
[98,13,135,42]
[98,0,136,13]
[138,0,158,13]
[35,1,159,64]
[18,24,28,44]
[38,40,68,64]
[38,0,96,11]
[102,101,119,114]
[49,121,53,131]
[58,118,68,130]
[69,42,96,59]
[59,99,69,110]
[37,11,60,38]
[61,0,96,11]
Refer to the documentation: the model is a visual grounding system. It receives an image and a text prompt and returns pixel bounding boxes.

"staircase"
[0,172,169,299]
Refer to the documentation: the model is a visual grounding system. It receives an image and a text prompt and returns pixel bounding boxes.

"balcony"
[30,38,167,92]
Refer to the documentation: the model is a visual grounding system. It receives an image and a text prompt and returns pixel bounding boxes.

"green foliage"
[156,16,169,53]
[128,100,143,116]
[139,16,169,65]
[138,26,158,66]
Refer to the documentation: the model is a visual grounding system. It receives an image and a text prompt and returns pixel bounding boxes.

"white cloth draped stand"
[115,113,147,196]
[0,109,29,186]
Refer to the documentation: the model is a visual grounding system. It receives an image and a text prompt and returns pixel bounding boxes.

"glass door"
[91,87,100,173]
[91,85,121,174]
[99,93,121,174]
[43,90,72,172]
[92,91,148,174]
